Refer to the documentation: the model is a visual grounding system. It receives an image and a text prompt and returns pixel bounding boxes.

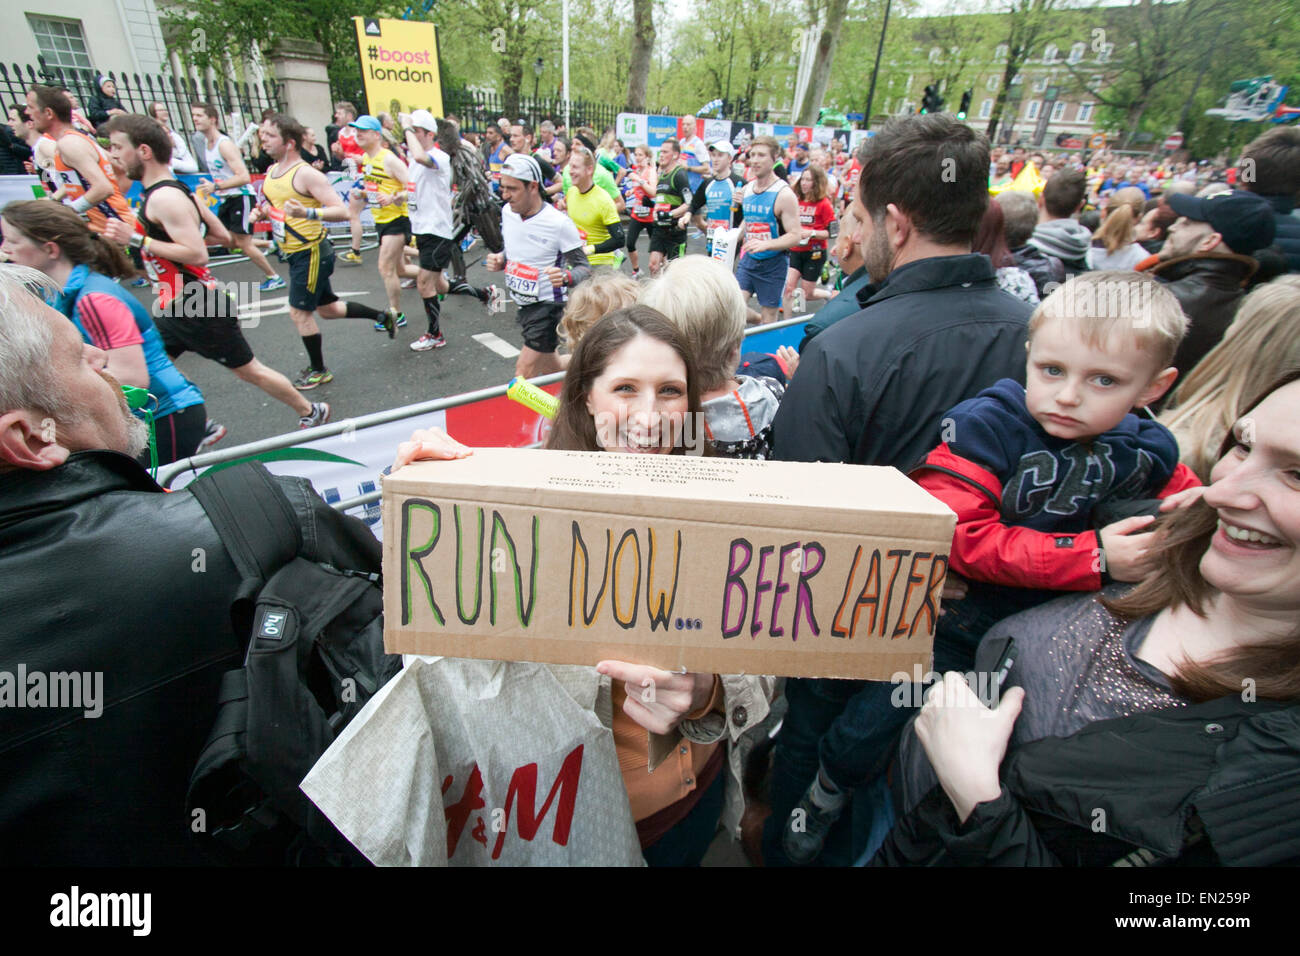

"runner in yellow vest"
[564,146,625,267]
[347,114,415,329]
[254,114,397,390]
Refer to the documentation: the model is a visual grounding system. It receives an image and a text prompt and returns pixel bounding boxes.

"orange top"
[612,676,722,822]
[53,129,133,235]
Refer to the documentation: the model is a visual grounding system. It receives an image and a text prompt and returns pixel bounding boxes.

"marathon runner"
[648,137,691,275]
[483,123,508,197]
[25,85,132,236]
[682,140,742,256]
[329,102,367,265]
[190,102,285,292]
[348,114,413,332]
[785,164,837,313]
[401,110,491,352]
[100,113,330,429]
[733,134,803,325]
[485,153,591,379]
[146,102,199,174]
[564,145,626,269]
[622,144,656,277]
[678,115,710,195]
[253,113,398,390]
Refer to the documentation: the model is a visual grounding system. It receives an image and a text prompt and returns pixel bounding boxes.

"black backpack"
[186,463,402,865]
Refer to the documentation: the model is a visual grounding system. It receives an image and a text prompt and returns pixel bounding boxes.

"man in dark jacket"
[1152,189,1276,378]
[763,114,1032,868]
[1237,125,1300,273]
[0,265,382,864]
[85,75,127,128]
[997,188,1064,298]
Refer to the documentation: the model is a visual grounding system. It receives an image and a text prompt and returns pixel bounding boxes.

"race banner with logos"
[616,112,648,147]
[353,16,444,118]
[646,114,678,147]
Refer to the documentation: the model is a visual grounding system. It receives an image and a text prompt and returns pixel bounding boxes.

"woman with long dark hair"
[394,305,772,866]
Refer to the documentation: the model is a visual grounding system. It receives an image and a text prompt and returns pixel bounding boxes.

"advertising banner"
[646,115,678,147]
[353,17,444,118]
[701,117,731,145]
[616,112,647,147]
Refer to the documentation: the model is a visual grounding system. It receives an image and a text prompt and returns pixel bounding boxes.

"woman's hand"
[596,661,716,735]
[392,426,473,472]
[915,672,1024,823]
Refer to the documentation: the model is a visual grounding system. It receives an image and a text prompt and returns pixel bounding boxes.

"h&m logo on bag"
[257,609,289,641]
[364,18,382,35]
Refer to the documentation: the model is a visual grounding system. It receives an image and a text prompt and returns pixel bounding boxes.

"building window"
[1025,100,1041,120]
[1051,101,1067,121]
[1097,43,1114,63]
[929,46,942,64]
[1042,43,1058,64]
[27,15,92,72]
[1068,43,1085,64]
[986,74,1000,92]
[1033,76,1048,93]
[995,44,1009,61]
[979,99,993,119]
[1078,101,1094,123]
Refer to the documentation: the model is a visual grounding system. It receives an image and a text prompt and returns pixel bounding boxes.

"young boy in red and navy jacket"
[912,271,1202,638]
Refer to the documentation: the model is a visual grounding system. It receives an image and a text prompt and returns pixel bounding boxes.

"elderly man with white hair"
[0,264,382,865]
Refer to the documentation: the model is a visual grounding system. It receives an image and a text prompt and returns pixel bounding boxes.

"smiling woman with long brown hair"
[877,368,1300,866]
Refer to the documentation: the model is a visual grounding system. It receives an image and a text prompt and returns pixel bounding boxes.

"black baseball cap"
[1168,189,1276,255]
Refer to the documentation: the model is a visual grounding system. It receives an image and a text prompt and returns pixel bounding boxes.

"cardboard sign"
[382,449,955,679]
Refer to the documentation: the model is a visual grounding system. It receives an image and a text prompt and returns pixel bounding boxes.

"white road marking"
[237,291,365,319]
[472,332,520,358]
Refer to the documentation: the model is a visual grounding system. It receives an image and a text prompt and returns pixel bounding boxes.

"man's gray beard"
[124,413,150,459]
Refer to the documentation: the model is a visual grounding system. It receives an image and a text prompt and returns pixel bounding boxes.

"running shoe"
[409,332,447,351]
[374,309,404,336]
[197,419,227,451]
[298,401,331,429]
[339,249,363,265]
[486,285,506,312]
[782,783,846,866]
[400,277,416,289]
[130,276,149,288]
[293,367,333,390]
[259,275,286,292]
[459,233,477,253]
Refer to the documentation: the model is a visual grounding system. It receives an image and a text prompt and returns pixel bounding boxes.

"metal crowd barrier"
[155,313,811,515]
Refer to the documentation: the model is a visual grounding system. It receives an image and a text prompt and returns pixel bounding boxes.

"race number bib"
[364,181,382,206]
[707,218,730,232]
[505,260,541,299]
[406,181,418,212]
[747,222,772,243]
[267,207,286,243]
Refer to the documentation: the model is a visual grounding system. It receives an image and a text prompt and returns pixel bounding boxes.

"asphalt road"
[124,230,827,448]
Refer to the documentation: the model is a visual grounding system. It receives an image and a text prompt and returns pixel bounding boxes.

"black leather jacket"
[0,451,381,864]
[872,696,1300,866]
[1152,253,1256,376]
[1010,244,1066,299]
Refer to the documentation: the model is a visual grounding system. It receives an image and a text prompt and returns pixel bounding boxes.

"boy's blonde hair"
[1027,270,1188,370]
[638,255,746,392]
[559,270,640,351]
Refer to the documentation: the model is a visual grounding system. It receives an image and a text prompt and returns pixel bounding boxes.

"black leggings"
[626,218,652,252]
[139,402,207,467]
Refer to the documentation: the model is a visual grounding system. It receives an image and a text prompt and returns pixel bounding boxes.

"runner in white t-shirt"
[401,110,491,352]
[485,152,591,378]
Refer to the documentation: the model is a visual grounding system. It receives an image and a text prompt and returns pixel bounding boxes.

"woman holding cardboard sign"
[394,305,774,866]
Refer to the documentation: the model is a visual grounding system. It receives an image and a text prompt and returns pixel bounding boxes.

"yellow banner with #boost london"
[353,17,444,118]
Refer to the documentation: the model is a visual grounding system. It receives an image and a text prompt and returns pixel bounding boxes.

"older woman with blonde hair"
[639,255,789,459]
[1160,275,1300,481]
